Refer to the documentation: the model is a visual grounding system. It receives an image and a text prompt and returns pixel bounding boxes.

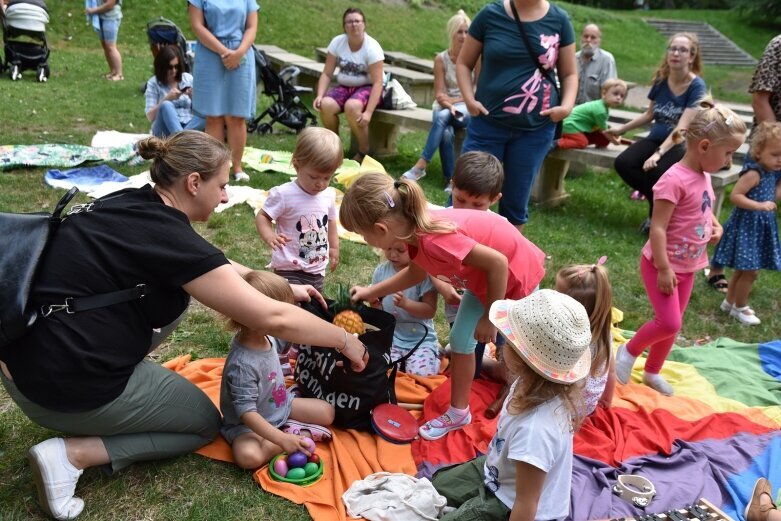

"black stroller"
[146,17,193,73]
[2,0,50,81]
[248,46,317,135]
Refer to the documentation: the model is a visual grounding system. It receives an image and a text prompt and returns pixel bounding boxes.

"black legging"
[614,138,685,217]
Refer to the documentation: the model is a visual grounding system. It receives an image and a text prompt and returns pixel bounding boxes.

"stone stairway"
[645,19,757,67]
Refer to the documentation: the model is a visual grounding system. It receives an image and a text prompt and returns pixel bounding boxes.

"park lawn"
[1,1,779,520]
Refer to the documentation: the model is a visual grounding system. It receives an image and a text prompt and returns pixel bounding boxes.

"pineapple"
[332,284,365,335]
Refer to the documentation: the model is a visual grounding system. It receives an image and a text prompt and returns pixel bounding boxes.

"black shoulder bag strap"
[509,1,564,139]
[40,188,148,318]
[386,321,429,404]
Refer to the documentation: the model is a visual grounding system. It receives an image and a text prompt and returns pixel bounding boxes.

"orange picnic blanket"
[164,355,447,521]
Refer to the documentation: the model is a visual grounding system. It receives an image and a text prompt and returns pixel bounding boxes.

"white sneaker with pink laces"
[419,410,471,441]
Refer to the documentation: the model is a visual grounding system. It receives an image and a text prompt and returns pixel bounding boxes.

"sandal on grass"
[706,274,729,293]
[282,420,332,442]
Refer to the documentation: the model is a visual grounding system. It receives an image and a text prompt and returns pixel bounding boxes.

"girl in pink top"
[615,98,746,396]
[341,173,545,440]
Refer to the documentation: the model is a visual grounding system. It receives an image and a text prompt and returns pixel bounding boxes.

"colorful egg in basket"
[268,452,324,486]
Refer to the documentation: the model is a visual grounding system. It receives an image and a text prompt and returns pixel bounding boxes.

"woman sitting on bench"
[402,10,477,190]
[313,7,384,162]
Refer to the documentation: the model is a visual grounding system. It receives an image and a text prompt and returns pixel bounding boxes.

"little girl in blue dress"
[712,122,781,325]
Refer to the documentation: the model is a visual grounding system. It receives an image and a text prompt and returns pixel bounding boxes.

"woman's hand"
[164,87,182,101]
[340,332,369,372]
[313,96,323,111]
[474,315,497,344]
[465,99,489,117]
[290,284,328,310]
[657,267,677,295]
[356,111,372,127]
[540,105,571,123]
[279,433,312,456]
[643,152,661,172]
[221,49,242,70]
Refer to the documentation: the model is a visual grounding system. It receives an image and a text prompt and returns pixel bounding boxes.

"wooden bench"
[532,143,744,215]
[260,45,435,106]
[352,107,465,158]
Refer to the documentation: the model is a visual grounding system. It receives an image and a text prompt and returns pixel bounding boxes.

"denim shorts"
[95,17,121,43]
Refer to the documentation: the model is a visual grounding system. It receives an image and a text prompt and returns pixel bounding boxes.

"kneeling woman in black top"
[0,131,368,520]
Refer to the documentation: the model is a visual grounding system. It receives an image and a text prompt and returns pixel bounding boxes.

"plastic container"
[268,453,324,487]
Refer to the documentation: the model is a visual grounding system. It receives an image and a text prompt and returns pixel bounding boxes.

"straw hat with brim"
[489,289,592,384]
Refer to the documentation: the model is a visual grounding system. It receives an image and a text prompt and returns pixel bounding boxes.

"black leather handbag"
[0,188,146,348]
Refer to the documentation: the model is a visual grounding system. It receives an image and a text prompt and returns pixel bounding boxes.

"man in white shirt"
[575,24,618,105]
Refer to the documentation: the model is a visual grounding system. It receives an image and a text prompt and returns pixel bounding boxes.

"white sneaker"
[614,343,637,385]
[719,299,733,313]
[28,438,84,520]
[643,372,674,396]
[401,167,426,181]
[730,305,761,325]
[234,171,250,182]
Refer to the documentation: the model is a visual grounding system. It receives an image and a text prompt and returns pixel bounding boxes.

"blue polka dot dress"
[712,160,781,271]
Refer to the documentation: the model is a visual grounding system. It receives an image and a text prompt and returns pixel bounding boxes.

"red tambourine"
[370,403,419,444]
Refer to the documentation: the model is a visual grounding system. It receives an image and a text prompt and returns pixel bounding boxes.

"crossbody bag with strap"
[0,187,147,348]
[509,1,565,140]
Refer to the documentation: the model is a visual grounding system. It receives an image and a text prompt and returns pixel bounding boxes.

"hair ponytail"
[339,173,455,238]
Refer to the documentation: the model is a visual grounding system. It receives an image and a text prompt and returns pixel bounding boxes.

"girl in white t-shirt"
[255,127,341,294]
[615,98,745,396]
[432,290,592,521]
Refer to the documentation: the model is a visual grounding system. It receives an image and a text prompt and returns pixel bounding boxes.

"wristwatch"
[612,474,656,509]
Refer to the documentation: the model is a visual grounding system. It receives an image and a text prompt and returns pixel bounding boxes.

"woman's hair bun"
[136,136,167,161]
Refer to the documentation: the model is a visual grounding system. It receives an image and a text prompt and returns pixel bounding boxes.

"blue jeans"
[462,117,555,225]
[151,101,206,138]
[420,102,470,182]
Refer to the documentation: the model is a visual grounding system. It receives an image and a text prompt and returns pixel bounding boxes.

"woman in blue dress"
[711,122,781,326]
[188,0,258,182]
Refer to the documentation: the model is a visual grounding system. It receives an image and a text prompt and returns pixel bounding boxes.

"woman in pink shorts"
[313,7,385,161]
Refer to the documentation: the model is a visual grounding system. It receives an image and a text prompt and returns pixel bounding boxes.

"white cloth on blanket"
[342,472,448,521]
[90,131,152,149]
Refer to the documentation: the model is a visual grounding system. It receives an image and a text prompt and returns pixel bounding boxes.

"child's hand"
[604,131,621,145]
[474,316,497,344]
[279,433,311,456]
[709,223,723,245]
[443,286,462,306]
[657,268,678,295]
[350,285,371,305]
[329,248,339,271]
[758,201,777,212]
[264,233,290,251]
[391,291,408,310]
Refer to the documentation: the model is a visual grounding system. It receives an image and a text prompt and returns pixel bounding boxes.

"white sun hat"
[489,289,592,384]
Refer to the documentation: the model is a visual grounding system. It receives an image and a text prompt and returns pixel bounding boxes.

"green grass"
[1,1,780,520]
